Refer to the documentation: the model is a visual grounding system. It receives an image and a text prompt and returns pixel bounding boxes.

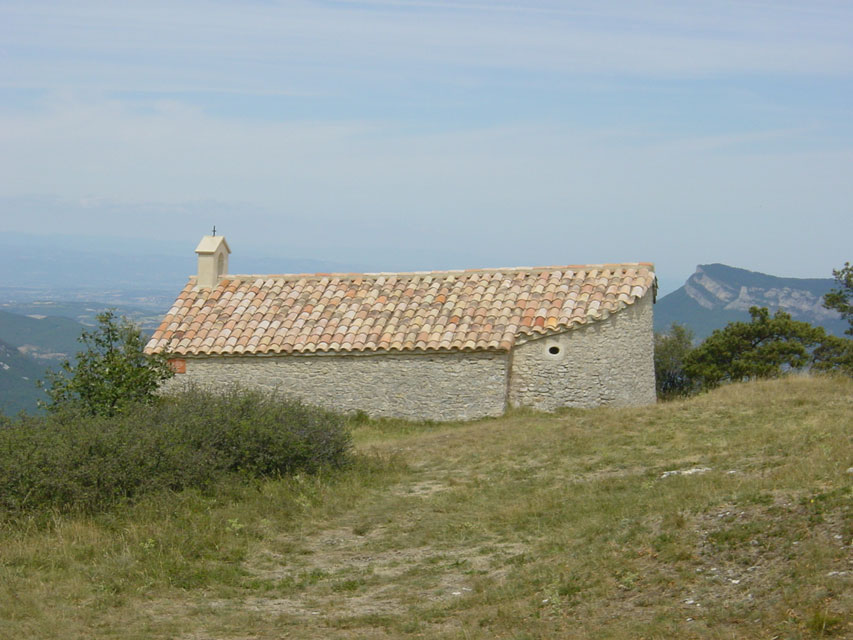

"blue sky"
[1,0,851,293]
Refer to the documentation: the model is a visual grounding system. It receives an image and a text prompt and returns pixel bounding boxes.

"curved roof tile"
[145,263,655,356]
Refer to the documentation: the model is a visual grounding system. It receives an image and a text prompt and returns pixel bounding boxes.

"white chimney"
[195,235,231,289]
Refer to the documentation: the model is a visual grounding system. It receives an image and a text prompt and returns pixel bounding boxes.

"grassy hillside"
[1,376,851,638]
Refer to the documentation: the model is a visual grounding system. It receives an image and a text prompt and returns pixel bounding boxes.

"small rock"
[661,467,712,479]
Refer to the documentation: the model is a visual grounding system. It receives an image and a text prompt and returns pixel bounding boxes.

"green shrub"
[811,333,853,376]
[654,323,696,399]
[823,261,853,336]
[40,310,173,416]
[684,307,829,389]
[0,388,351,515]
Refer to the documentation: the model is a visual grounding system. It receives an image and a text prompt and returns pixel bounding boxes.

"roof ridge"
[206,262,654,282]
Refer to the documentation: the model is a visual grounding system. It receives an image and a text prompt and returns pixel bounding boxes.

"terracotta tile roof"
[145,263,655,356]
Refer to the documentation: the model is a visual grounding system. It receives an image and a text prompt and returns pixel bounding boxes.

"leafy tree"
[684,306,827,389]
[823,261,853,336]
[40,310,173,416]
[654,323,696,399]
[811,334,853,377]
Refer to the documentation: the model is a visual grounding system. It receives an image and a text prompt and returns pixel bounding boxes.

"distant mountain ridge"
[655,264,845,340]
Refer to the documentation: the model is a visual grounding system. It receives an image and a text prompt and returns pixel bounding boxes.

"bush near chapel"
[0,313,354,515]
[39,310,173,416]
[0,388,352,515]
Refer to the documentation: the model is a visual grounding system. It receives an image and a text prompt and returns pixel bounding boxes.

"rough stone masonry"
[149,236,657,421]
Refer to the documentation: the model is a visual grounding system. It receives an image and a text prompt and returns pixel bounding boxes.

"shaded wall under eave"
[161,349,510,422]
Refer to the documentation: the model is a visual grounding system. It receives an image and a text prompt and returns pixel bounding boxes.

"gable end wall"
[508,293,655,410]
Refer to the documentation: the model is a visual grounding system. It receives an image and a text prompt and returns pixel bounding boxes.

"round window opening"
[548,346,561,355]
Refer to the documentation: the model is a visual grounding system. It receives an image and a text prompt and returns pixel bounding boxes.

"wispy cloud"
[2,1,852,97]
[0,1,851,282]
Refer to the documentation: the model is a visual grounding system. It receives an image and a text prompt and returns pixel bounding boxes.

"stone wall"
[507,293,656,410]
[163,350,509,422]
[161,294,654,420]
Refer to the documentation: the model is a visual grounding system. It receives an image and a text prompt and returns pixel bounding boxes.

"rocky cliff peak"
[684,264,840,322]
[655,264,846,340]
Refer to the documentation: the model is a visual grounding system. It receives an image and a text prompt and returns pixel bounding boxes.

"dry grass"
[1,375,851,639]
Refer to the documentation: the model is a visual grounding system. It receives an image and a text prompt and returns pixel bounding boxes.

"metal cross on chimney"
[212,225,216,236]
